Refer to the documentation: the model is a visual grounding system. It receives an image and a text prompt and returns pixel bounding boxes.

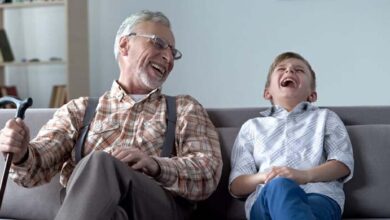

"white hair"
[113,10,171,60]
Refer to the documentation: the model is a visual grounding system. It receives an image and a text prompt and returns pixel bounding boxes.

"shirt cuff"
[151,156,177,187]
[12,149,29,166]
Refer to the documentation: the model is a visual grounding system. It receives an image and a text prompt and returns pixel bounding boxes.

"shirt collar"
[260,102,318,117]
[109,81,161,104]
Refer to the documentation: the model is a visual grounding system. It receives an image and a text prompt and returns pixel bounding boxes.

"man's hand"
[0,118,30,164]
[111,148,160,177]
[264,166,309,185]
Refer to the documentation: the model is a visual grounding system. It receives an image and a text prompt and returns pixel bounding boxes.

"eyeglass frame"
[127,33,182,60]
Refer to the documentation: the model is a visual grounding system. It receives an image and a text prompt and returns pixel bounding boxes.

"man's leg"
[250,177,316,220]
[307,193,342,220]
[55,151,189,220]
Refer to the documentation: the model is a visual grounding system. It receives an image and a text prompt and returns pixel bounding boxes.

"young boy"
[229,52,354,220]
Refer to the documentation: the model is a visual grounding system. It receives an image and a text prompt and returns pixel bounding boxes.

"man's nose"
[161,48,174,63]
[161,49,174,72]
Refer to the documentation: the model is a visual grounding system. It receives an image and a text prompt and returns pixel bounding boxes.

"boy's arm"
[262,160,351,185]
[230,172,267,197]
[306,160,350,183]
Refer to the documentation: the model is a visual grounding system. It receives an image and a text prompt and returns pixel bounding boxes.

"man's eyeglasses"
[128,33,182,60]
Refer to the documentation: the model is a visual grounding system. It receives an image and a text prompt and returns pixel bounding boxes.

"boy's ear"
[119,37,130,56]
[308,91,317,102]
[263,88,272,100]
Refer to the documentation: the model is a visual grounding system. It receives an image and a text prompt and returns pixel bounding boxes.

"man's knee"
[86,150,111,161]
[80,151,114,168]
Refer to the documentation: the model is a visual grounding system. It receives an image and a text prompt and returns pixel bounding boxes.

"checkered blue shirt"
[229,102,354,219]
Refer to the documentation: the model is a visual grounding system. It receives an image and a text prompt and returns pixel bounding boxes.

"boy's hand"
[264,166,309,184]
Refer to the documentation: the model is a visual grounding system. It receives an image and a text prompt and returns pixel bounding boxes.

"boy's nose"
[285,67,295,74]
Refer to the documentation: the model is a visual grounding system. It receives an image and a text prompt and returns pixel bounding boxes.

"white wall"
[90,0,390,108]
[4,6,66,108]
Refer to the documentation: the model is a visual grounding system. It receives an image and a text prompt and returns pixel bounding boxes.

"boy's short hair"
[265,52,316,90]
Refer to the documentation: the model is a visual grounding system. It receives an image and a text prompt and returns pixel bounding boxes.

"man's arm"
[152,95,222,201]
[8,98,87,187]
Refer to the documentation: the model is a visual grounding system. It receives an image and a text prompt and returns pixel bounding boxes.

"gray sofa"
[0,106,390,220]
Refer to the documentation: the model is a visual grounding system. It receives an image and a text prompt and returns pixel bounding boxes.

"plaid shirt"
[10,81,222,201]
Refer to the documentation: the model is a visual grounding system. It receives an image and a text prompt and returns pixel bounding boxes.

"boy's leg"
[55,151,189,220]
[250,177,316,220]
[307,193,342,220]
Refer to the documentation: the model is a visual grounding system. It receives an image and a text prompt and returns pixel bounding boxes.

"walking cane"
[0,96,33,209]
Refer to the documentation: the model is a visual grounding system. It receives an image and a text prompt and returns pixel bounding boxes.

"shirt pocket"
[86,120,121,151]
[135,120,166,155]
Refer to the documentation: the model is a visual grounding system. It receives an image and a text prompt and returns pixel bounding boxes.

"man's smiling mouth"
[151,62,166,77]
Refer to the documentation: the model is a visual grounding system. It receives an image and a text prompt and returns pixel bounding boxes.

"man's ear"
[308,91,317,102]
[263,88,272,100]
[119,37,129,56]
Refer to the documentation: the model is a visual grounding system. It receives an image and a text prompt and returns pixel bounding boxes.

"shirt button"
[95,122,102,130]
[116,93,123,100]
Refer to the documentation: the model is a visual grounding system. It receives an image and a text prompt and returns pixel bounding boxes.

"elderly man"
[0,10,222,220]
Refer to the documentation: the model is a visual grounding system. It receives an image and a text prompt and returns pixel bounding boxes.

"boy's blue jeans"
[250,177,341,220]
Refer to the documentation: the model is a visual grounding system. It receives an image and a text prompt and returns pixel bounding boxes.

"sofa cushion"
[194,127,246,220]
[0,173,62,220]
[343,125,390,218]
[0,109,60,220]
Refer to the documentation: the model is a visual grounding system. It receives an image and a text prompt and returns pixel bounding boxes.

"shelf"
[0,0,89,107]
[0,1,65,9]
[0,60,66,67]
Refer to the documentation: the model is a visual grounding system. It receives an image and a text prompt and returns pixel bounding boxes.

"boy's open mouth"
[280,78,297,88]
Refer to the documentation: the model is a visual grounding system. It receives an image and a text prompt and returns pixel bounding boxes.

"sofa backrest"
[1,106,390,219]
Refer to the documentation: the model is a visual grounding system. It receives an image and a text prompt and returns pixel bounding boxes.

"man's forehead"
[132,21,175,43]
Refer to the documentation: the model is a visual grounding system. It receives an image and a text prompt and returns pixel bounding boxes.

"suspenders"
[75,97,99,163]
[160,96,177,157]
[75,96,177,163]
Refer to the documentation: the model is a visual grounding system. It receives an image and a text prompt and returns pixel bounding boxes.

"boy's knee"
[263,177,298,194]
[267,177,295,187]
[262,177,306,202]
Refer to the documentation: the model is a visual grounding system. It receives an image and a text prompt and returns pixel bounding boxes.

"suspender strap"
[161,95,177,157]
[75,97,99,163]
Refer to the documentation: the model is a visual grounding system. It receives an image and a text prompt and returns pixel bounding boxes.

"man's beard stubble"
[139,69,166,91]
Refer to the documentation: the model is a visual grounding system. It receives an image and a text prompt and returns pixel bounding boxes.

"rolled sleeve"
[229,122,257,195]
[325,111,354,183]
